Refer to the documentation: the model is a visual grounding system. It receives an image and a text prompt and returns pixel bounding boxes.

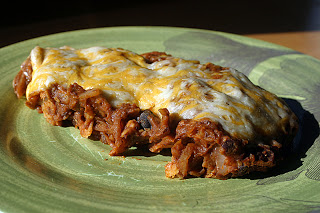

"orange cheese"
[26,46,297,142]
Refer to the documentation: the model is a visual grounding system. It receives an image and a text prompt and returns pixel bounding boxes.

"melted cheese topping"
[26,46,297,142]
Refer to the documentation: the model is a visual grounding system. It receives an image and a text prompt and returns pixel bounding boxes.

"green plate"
[1,27,320,212]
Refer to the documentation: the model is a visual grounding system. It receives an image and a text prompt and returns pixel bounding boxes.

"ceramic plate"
[1,27,319,213]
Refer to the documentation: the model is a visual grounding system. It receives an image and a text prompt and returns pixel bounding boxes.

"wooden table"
[246,31,320,60]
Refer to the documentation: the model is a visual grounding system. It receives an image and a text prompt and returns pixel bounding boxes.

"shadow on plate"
[242,98,320,181]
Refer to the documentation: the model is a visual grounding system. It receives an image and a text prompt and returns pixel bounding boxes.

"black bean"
[138,110,153,129]
[221,139,237,155]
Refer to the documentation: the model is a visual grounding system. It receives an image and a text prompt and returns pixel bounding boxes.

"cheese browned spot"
[13,46,298,179]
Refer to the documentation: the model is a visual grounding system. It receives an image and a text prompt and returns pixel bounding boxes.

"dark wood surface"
[2,0,320,52]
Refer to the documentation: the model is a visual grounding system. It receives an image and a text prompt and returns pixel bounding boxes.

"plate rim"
[1,26,320,213]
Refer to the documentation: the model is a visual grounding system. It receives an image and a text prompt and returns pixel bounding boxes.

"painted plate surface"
[0,27,320,213]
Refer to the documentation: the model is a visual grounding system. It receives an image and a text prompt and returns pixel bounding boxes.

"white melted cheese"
[26,46,297,142]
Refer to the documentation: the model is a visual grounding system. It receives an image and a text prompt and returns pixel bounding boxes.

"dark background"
[1,0,320,48]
